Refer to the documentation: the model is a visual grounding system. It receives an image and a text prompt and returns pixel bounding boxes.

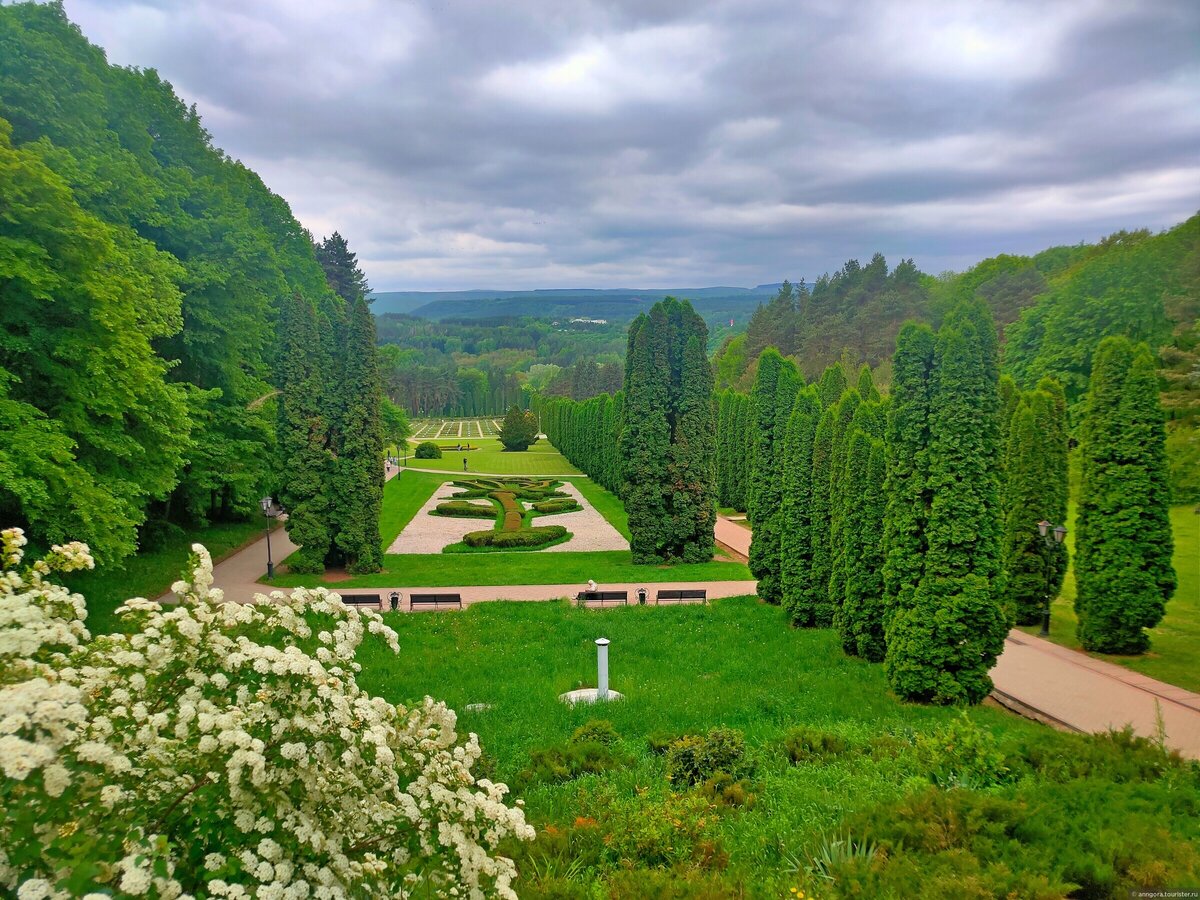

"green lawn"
[401,436,581,476]
[65,519,265,635]
[273,467,751,588]
[353,597,1199,896]
[1020,504,1200,692]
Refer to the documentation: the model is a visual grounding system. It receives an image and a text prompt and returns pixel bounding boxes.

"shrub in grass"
[415,441,442,459]
[913,714,1011,788]
[433,501,495,518]
[647,730,687,755]
[784,726,852,763]
[595,789,727,870]
[700,772,758,810]
[1011,726,1191,784]
[462,525,568,549]
[519,741,628,787]
[571,719,621,747]
[666,727,747,786]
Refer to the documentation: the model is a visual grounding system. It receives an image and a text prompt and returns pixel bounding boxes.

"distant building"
[568,317,608,325]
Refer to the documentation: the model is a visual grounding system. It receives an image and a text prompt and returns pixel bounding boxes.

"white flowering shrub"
[0,528,533,898]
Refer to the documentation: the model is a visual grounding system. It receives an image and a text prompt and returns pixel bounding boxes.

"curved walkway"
[715,514,1200,758]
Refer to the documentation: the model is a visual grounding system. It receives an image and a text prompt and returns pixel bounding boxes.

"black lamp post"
[1035,519,1068,636]
[261,496,280,579]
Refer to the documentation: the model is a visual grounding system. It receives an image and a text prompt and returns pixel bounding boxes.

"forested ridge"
[0,2,341,561]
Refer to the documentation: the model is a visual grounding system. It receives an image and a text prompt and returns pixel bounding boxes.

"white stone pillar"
[596,638,610,699]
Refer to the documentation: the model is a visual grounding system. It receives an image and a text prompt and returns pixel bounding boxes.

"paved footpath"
[713,514,1200,759]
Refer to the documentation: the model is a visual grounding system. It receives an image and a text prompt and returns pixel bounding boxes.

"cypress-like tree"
[1075,338,1176,653]
[856,364,881,402]
[748,349,800,602]
[881,323,936,619]
[886,301,1007,704]
[735,393,754,511]
[1001,385,1068,625]
[276,295,333,574]
[816,362,848,410]
[780,387,821,624]
[807,407,838,626]
[836,432,888,660]
[620,298,717,563]
[331,297,384,573]
[826,389,862,611]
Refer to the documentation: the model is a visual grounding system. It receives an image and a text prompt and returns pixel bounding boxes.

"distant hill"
[369,286,780,322]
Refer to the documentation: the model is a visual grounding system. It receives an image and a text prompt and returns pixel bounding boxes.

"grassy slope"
[354,597,1172,894]
[1020,504,1200,692]
[275,466,751,588]
[65,520,264,635]
[402,437,582,476]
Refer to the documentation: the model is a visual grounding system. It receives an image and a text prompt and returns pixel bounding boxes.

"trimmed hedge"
[432,501,495,518]
[532,498,580,514]
[414,441,442,459]
[462,525,567,548]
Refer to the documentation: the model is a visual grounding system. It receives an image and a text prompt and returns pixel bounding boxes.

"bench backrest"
[410,593,462,604]
[342,594,381,606]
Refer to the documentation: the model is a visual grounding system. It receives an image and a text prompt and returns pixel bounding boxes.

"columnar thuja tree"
[619,298,717,563]
[780,388,821,624]
[1075,337,1175,653]
[276,294,333,573]
[747,349,801,603]
[1001,380,1069,625]
[331,298,385,574]
[816,362,848,410]
[825,389,862,612]
[885,300,1007,704]
[806,407,837,626]
[836,430,888,660]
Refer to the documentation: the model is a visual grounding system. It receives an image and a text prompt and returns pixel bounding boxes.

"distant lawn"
[402,436,581,476]
[378,469,450,548]
[268,550,751,589]
[65,519,265,635]
[1019,504,1200,692]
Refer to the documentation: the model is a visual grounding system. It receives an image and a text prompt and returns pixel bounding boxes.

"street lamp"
[1035,519,1067,636]
[261,496,281,579]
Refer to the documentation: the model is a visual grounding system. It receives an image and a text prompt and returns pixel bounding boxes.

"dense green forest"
[0,2,343,562]
[377,314,625,415]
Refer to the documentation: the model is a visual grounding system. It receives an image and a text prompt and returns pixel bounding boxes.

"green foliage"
[1001,383,1069,625]
[836,432,888,660]
[433,501,496,518]
[461,525,567,549]
[532,498,579,514]
[886,302,1006,704]
[816,362,848,410]
[806,408,838,626]
[665,728,747,787]
[913,714,1011,788]
[498,404,539,451]
[570,720,621,747]
[783,727,851,762]
[619,299,717,563]
[519,741,628,787]
[1075,337,1176,653]
[825,388,862,614]
[415,441,443,459]
[747,349,802,602]
[780,388,821,624]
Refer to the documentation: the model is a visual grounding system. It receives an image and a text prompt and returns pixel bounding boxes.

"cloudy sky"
[64,0,1200,291]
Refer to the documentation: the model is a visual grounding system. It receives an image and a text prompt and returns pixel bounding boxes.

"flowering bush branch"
[0,528,533,898]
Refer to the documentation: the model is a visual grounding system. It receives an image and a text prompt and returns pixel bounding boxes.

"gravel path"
[538,482,628,552]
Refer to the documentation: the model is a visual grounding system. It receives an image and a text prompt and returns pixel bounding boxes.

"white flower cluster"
[0,530,533,898]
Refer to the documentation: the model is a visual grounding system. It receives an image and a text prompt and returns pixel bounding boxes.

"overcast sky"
[63,0,1200,291]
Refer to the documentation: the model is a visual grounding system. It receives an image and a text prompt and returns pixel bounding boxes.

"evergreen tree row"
[714,390,753,512]
[542,392,625,496]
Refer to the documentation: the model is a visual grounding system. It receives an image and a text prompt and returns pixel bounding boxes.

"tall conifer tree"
[826,389,862,611]
[817,362,848,410]
[780,387,821,624]
[807,407,838,626]
[1075,338,1176,653]
[836,432,888,659]
[748,349,800,602]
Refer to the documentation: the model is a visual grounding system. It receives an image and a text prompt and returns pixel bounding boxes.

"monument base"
[559,688,624,705]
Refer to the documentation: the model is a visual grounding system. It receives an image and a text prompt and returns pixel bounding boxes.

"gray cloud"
[63,0,1200,289]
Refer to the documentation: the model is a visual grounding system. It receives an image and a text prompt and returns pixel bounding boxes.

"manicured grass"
[1020,504,1200,692]
[401,436,581,476]
[353,598,1199,896]
[572,477,630,539]
[64,519,265,635]
[269,550,751,588]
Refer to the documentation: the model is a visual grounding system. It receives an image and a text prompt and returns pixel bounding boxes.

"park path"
[714,513,1200,758]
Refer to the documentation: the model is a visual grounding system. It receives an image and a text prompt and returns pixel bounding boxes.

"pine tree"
[1075,338,1176,653]
[1001,385,1068,625]
[780,387,821,624]
[331,297,384,574]
[748,349,800,602]
[276,294,333,574]
[886,301,1007,704]
[316,232,370,304]
[836,432,888,659]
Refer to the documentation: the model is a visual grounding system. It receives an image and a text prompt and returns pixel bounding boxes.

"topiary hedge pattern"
[433,477,580,552]
[433,501,495,518]
[462,525,567,549]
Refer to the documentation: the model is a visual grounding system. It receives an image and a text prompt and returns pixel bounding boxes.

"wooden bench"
[577,590,628,607]
[340,593,383,610]
[409,593,463,611]
[655,588,708,605]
